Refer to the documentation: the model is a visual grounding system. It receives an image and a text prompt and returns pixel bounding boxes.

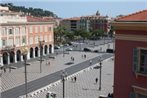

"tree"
[54,26,66,44]
[91,29,105,40]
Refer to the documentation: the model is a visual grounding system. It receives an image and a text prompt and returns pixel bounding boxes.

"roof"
[63,17,80,21]
[27,16,55,22]
[116,10,147,22]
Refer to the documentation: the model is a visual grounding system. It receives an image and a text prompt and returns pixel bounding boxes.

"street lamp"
[61,70,67,98]
[38,38,44,73]
[63,45,65,57]
[21,45,28,98]
[99,57,102,91]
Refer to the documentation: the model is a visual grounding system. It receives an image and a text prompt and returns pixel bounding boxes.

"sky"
[1,0,147,18]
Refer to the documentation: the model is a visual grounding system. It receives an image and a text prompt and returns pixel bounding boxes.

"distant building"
[0,6,54,66]
[80,11,109,32]
[112,10,147,98]
[60,17,81,32]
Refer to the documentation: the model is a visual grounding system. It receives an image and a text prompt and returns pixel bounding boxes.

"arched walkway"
[3,52,8,65]
[35,47,39,57]
[44,45,48,54]
[16,50,21,62]
[30,48,34,58]
[10,51,15,63]
[49,44,52,53]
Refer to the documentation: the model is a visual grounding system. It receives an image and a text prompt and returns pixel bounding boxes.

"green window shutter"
[133,48,140,72]
[130,92,135,98]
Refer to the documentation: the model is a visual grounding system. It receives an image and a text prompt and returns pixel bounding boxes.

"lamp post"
[99,57,102,91]
[63,45,64,57]
[21,46,28,98]
[61,70,67,98]
[38,38,44,73]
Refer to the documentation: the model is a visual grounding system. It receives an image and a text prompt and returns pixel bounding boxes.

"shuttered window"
[133,48,140,72]
[130,92,136,98]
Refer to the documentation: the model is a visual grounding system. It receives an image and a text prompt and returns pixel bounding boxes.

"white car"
[66,48,73,51]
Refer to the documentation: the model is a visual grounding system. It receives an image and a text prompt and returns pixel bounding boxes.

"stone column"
[15,54,17,63]
[0,56,3,66]
[52,44,54,53]
[21,55,24,61]
[33,49,35,58]
[27,52,30,60]
[38,49,40,57]
[7,54,10,64]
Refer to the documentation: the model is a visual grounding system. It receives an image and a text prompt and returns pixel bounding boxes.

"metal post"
[61,70,67,98]
[63,77,65,98]
[63,46,64,57]
[99,61,102,91]
[24,55,28,98]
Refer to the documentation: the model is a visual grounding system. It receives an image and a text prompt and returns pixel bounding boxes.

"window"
[133,48,147,74]
[48,27,52,32]
[9,28,13,35]
[2,39,6,46]
[22,37,26,44]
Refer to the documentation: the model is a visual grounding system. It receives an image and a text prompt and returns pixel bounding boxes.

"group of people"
[81,54,87,59]
[71,76,77,82]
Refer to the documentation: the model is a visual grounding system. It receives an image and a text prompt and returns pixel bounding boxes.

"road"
[1,53,113,98]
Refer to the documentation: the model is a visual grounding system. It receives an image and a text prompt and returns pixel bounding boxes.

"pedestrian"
[84,54,86,58]
[90,60,92,65]
[48,61,50,66]
[4,68,6,73]
[71,56,73,61]
[95,78,98,84]
[71,77,73,82]
[74,76,77,82]
[73,57,74,61]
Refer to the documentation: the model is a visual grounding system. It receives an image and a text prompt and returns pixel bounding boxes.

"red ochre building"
[112,10,147,98]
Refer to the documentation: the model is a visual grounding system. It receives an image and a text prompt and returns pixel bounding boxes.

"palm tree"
[54,26,66,45]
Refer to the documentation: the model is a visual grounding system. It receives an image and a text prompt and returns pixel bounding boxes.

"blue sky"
[1,0,147,18]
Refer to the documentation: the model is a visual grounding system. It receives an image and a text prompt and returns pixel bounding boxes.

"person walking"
[89,60,92,65]
[95,78,98,84]
[74,76,77,82]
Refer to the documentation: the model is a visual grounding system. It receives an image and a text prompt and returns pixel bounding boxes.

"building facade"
[112,10,147,98]
[60,17,81,32]
[80,11,108,32]
[0,6,54,66]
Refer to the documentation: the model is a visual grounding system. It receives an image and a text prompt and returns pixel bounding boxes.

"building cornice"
[111,22,147,31]
[116,34,147,42]
[0,22,55,26]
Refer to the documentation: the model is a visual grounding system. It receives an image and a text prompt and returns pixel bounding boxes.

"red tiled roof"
[64,17,80,21]
[27,16,54,22]
[116,10,147,21]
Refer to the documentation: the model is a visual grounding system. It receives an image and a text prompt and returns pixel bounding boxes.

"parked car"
[54,45,60,49]
[83,48,92,52]
[66,47,73,51]
[64,44,69,46]
[106,49,114,53]
[93,50,99,53]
